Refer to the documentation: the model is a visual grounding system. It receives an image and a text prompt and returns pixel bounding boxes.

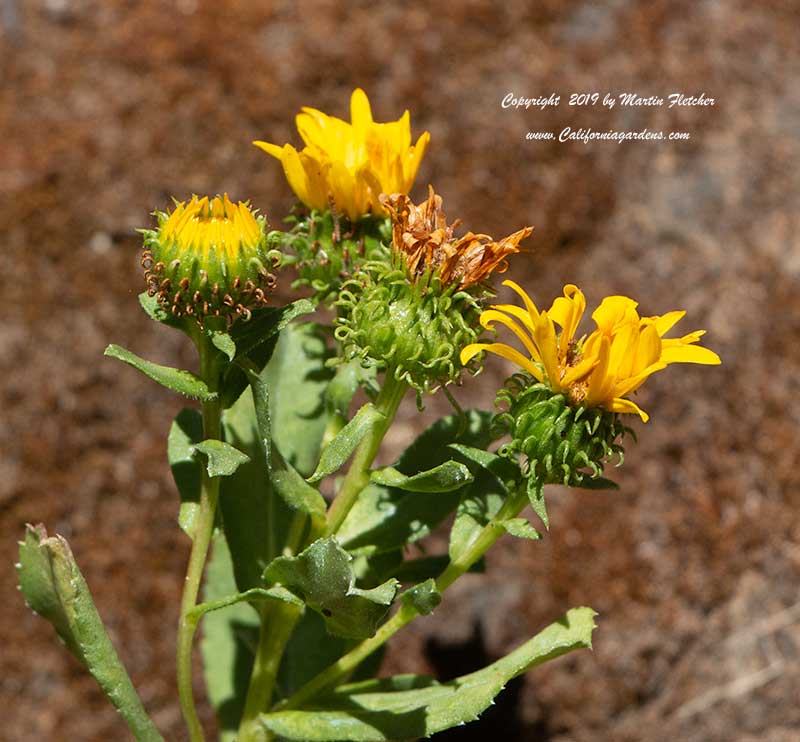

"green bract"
[494,374,629,487]
[334,258,484,395]
[281,211,391,305]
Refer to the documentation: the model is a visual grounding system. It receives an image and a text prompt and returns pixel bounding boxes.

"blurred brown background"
[2,1,799,740]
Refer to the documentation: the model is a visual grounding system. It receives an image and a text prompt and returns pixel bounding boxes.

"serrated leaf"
[401,579,441,616]
[308,404,381,483]
[167,408,203,536]
[338,411,494,555]
[194,439,250,478]
[527,475,549,529]
[261,607,597,741]
[370,461,473,493]
[264,538,398,640]
[104,344,216,401]
[18,525,163,742]
[502,518,542,541]
[200,537,260,742]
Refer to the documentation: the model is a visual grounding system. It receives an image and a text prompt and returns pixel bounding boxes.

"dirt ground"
[2,1,799,740]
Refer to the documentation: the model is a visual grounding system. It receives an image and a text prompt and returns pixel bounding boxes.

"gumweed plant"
[18,89,720,742]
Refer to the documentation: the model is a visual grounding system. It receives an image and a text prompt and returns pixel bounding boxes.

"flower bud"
[141,194,279,324]
[493,375,628,486]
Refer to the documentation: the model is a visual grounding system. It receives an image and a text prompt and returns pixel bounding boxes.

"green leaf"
[241,361,327,528]
[138,290,185,330]
[219,299,316,409]
[370,461,473,493]
[167,408,204,536]
[527,475,549,530]
[401,579,441,616]
[18,525,163,742]
[200,537,260,742]
[194,439,250,478]
[104,344,216,401]
[338,411,494,555]
[266,323,336,477]
[220,388,292,591]
[261,607,597,741]
[211,331,237,361]
[448,448,510,562]
[189,586,303,624]
[308,403,382,483]
[231,299,315,359]
[264,538,399,640]
[272,449,327,528]
[502,518,542,541]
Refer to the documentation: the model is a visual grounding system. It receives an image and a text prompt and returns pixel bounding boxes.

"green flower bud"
[281,211,391,305]
[493,374,629,486]
[334,258,483,395]
[141,194,279,325]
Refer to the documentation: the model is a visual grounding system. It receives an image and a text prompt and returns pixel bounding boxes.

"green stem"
[276,485,531,712]
[238,602,303,742]
[176,334,222,742]
[324,373,408,536]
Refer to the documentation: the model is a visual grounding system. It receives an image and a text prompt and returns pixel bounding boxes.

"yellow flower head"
[142,194,277,324]
[254,88,430,222]
[460,281,721,421]
[380,187,533,290]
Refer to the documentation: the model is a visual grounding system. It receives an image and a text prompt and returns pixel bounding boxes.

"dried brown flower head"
[380,186,533,289]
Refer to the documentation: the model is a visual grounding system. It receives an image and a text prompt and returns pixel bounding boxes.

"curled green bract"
[334,258,484,395]
[494,374,629,487]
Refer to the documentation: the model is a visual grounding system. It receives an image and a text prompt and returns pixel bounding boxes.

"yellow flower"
[460,281,721,421]
[254,88,430,222]
[380,187,532,289]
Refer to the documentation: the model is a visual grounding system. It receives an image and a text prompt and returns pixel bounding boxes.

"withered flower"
[380,187,533,290]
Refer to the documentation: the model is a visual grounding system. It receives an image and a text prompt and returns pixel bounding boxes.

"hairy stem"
[323,373,408,536]
[176,334,222,742]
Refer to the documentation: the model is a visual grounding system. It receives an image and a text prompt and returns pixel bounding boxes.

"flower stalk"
[175,330,224,742]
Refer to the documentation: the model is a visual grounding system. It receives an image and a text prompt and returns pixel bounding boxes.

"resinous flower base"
[494,374,628,487]
[335,260,483,394]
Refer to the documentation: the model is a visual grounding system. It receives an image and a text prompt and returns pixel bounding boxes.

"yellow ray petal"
[660,345,721,365]
[502,280,541,321]
[532,313,560,387]
[252,140,285,160]
[460,342,544,381]
[650,310,685,337]
[592,295,639,333]
[607,397,649,422]
[350,88,373,128]
[479,309,540,362]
